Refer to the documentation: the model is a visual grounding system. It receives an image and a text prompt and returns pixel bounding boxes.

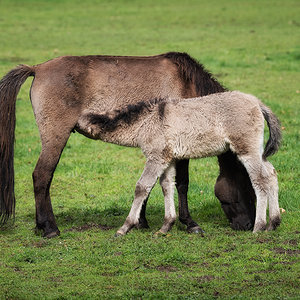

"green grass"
[0,0,299,299]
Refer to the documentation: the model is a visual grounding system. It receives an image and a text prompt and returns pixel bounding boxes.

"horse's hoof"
[267,216,281,231]
[43,230,60,239]
[253,222,267,233]
[135,220,150,229]
[187,226,205,236]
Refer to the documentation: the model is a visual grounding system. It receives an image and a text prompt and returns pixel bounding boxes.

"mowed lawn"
[0,0,299,299]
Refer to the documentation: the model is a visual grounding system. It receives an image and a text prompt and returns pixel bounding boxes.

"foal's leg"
[264,161,280,231]
[237,155,279,233]
[176,160,203,233]
[136,196,150,229]
[116,160,167,236]
[157,163,176,234]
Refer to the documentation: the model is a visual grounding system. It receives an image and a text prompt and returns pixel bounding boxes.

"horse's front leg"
[156,163,176,234]
[176,160,204,234]
[116,160,167,236]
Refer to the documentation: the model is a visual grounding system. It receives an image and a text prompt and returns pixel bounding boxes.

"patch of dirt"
[256,237,273,244]
[283,239,299,246]
[65,223,113,232]
[156,265,177,272]
[32,240,48,248]
[279,260,297,265]
[273,247,300,255]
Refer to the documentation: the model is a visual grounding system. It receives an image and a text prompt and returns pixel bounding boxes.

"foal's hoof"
[187,226,205,236]
[267,217,281,231]
[114,231,126,238]
[253,222,267,233]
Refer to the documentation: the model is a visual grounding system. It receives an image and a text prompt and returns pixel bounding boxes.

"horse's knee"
[135,182,152,198]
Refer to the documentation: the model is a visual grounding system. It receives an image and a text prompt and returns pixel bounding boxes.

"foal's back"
[163,91,264,159]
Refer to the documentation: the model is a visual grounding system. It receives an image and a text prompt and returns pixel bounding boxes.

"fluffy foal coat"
[78,91,281,235]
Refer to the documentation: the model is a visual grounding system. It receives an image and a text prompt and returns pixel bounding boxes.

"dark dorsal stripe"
[88,98,165,132]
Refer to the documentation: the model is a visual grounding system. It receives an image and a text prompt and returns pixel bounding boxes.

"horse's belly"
[170,131,229,159]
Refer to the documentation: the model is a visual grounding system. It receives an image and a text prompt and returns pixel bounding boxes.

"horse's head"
[215,152,256,231]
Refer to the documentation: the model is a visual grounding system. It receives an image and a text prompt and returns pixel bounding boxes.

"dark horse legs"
[175,160,204,233]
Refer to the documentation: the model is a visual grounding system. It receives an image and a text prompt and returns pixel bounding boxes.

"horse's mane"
[88,98,166,132]
[163,52,227,96]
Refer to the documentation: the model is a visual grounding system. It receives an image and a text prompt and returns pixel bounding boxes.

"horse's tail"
[259,101,282,158]
[163,52,227,96]
[0,64,35,224]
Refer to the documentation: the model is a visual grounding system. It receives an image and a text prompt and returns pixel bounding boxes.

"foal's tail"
[0,65,35,224]
[259,102,282,158]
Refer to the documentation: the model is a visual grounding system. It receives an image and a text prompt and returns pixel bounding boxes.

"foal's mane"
[88,98,166,132]
[163,52,227,96]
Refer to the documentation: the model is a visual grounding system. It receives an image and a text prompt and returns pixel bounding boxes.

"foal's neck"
[89,99,162,147]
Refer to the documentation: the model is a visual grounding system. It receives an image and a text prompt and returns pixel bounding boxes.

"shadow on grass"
[52,201,226,232]
[1,201,226,236]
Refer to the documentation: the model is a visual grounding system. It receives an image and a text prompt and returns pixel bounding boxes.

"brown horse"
[0,52,256,237]
[81,91,281,235]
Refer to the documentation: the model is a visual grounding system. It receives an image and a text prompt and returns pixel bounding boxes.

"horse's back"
[31,55,185,119]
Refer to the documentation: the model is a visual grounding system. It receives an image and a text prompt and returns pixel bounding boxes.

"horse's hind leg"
[176,160,203,234]
[33,128,71,238]
[264,161,280,231]
[157,163,176,234]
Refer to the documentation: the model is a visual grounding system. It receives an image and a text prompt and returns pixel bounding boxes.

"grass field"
[0,0,299,299]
